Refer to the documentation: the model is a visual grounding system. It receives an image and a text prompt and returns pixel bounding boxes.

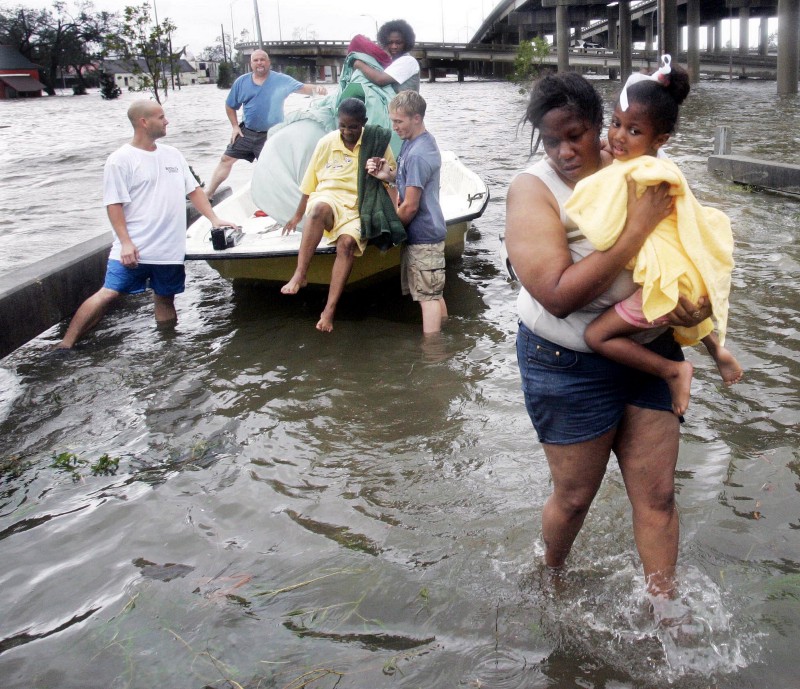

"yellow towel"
[565,157,734,346]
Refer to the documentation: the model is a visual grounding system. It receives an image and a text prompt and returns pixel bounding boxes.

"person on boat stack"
[204,49,327,200]
[56,100,237,350]
[280,98,397,333]
[367,91,448,334]
[351,20,420,93]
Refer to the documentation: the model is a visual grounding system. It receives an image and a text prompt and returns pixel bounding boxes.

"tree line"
[0,1,236,101]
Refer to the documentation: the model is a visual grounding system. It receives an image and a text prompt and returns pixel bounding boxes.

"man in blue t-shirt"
[367,91,447,333]
[205,50,327,199]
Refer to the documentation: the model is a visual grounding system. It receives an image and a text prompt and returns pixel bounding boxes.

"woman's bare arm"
[505,174,673,318]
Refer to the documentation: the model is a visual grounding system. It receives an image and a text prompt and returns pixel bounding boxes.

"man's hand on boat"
[282,212,303,235]
[210,216,240,231]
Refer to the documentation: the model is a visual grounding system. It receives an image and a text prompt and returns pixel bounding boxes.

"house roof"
[0,45,41,70]
[175,59,196,73]
[0,74,46,91]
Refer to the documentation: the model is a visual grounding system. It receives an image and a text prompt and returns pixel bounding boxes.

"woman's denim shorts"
[516,322,683,445]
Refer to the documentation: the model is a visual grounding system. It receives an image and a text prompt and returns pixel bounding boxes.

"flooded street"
[0,77,799,689]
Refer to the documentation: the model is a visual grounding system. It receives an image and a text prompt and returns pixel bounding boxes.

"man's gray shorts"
[224,125,268,162]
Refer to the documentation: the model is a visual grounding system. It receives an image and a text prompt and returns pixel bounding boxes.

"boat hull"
[185,151,487,286]
[203,221,470,285]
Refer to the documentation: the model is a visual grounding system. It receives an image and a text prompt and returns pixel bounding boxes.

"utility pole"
[253,0,264,48]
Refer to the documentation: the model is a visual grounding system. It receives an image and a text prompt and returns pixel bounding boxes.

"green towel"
[358,125,406,250]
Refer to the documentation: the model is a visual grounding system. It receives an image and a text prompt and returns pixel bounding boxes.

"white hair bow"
[619,54,672,111]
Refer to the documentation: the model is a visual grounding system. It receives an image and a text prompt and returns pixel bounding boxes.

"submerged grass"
[50,450,120,481]
[254,567,369,599]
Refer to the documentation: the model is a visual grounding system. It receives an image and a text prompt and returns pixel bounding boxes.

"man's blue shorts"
[103,260,185,297]
[516,322,683,445]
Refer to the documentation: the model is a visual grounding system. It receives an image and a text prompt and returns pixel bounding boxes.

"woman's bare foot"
[280,274,307,295]
[666,360,694,416]
[713,346,743,386]
[316,308,335,332]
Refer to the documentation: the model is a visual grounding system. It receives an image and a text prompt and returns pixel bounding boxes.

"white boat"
[184,150,489,286]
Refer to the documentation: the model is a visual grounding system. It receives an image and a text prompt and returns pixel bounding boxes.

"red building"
[0,45,46,99]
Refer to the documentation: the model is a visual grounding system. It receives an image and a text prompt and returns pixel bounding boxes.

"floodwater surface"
[0,77,798,689]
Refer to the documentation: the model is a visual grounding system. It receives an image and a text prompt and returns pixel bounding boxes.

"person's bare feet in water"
[666,360,694,416]
[714,346,743,386]
[281,274,307,295]
[316,307,335,333]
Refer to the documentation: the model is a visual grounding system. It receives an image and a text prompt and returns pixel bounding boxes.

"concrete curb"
[707,154,800,195]
[0,233,112,359]
[0,186,232,360]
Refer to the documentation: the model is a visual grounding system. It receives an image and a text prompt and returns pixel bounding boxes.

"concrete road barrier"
[0,187,232,360]
[708,154,800,195]
[0,233,112,359]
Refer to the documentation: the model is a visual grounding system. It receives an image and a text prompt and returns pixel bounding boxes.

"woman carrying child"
[506,71,714,600]
[569,57,743,417]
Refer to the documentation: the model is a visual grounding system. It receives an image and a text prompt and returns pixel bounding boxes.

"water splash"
[653,565,755,682]
[525,558,759,686]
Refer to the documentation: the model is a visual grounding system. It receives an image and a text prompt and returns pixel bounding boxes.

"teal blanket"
[251,52,401,228]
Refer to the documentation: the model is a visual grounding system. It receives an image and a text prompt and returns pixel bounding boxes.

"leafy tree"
[199,30,231,62]
[200,30,235,88]
[106,2,177,104]
[199,43,225,63]
[510,37,550,86]
[99,70,120,98]
[61,4,114,92]
[216,61,235,89]
[0,2,113,95]
[767,32,777,52]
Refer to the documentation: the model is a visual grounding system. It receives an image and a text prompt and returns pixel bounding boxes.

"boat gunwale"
[185,197,489,262]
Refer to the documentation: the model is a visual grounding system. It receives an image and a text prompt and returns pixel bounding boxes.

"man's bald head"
[250,50,271,76]
[127,100,161,128]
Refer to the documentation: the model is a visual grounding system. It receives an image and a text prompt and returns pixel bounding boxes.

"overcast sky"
[19,1,777,57]
[21,0,495,55]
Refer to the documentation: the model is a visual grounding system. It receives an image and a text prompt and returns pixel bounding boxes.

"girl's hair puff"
[625,63,690,135]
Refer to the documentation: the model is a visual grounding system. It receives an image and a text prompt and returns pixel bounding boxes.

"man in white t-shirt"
[351,19,420,93]
[57,100,236,349]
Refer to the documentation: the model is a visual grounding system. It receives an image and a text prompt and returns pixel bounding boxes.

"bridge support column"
[644,14,654,53]
[556,3,569,73]
[715,20,724,55]
[457,67,465,82]
[608,6,619,81]
[739,7,750,56]
[619,1,632,84]
[758,17,769,56]
[706,25,714,54]
[687,0,700,83]
[607,5,617,50]
[658,0,678,57]
[777,0,799,94]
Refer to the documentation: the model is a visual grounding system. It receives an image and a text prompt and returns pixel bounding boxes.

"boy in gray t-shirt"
[366,91,448,334]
